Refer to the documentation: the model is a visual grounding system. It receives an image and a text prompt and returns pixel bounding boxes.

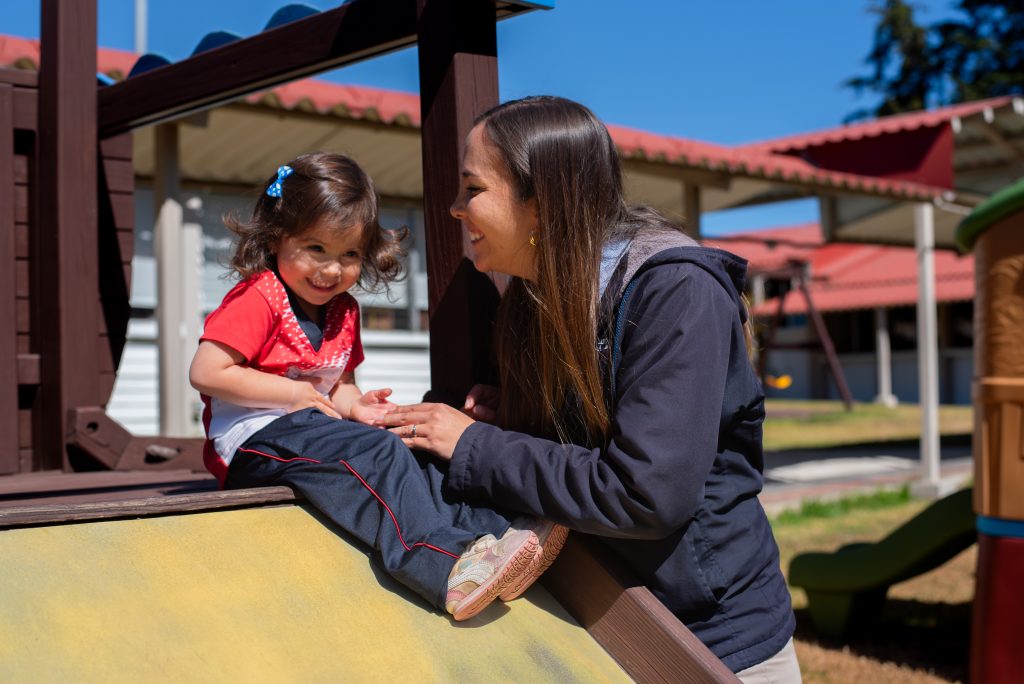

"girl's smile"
[274,220,364,320]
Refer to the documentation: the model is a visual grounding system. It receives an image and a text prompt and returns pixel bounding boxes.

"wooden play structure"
[956,177,1024,684]
[0,55,137,475]
[0,2,738,681]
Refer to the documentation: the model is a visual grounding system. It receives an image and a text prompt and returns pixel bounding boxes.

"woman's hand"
[462,384,500,423]
[382,403,475,460]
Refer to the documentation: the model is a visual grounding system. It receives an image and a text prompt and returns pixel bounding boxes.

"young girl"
[189,151,561,621]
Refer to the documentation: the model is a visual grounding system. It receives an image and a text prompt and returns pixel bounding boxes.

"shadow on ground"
[766,433,972,458]
[794,599,971,681]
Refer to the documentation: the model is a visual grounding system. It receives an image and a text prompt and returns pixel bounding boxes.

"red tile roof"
[705,225,975,316]
[609,122,947,201]
[249,80,421,127]
[702,223,821,273]
[0,35,956,203]
[738,96,1016,154]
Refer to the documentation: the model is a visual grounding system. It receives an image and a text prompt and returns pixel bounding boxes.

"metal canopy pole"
[134,0,147,54]
[874,307,897,407]
[154,123,201,436]
[914,201,942,496]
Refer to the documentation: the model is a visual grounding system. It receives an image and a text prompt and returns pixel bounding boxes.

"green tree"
[846,0,1024,121]
[934,0,1024,100]
[846,1,939,121]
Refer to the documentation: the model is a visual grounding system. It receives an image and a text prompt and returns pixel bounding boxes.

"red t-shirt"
[199,270,364,485]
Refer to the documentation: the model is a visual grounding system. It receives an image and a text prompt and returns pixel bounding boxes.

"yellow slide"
[0,505,627,682]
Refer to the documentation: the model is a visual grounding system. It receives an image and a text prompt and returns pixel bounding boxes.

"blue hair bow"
[266,165,294,198]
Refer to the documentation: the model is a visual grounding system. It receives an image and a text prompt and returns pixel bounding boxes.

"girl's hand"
[349,388,397,426]
[289,379,341,419]
[462,384,500,423]
[382,403,475,460]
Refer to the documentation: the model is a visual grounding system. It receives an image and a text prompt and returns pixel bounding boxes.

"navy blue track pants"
[225,409,514,609]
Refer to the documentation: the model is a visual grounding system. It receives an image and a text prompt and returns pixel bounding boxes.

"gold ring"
[411,424,418,439]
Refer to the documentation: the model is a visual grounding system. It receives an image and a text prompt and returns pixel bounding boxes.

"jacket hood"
[607,229,750,321]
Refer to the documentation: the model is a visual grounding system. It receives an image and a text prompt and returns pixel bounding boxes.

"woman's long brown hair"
[478,96,637,445]
[480,97,756,445]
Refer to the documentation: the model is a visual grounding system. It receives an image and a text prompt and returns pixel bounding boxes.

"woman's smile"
[450,124,539,280]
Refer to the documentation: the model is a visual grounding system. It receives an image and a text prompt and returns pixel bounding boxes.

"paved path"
[759,440,973,514]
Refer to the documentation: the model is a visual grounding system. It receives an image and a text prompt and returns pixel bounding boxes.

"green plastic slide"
[788,487,976,638]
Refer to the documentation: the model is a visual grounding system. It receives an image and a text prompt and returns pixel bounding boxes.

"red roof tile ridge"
[243,80,421,126]
[737,96,1015,154]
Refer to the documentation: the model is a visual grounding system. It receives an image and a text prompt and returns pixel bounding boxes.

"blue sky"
[6,0,957,234]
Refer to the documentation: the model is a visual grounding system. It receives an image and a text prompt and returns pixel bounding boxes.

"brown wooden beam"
[417,0,501,401]
[37,0,101,470]
[0,84,19,474]
[98,0,420,138]
[16,353,40,386]
[544,536,740,683]
[0,69,37,88]
[97,135,135,395]
[0,487,297,530]
[12,87,36,132]
[67,408,205,472]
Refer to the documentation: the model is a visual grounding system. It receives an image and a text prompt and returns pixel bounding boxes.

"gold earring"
[529,233,539,247]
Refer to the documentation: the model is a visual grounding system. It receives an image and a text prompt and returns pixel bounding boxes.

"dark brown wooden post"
[0,84,18,474]
[37,0,101,469]
[416,0,501,402]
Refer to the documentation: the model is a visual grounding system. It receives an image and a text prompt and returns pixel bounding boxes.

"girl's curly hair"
[226,151,406,292]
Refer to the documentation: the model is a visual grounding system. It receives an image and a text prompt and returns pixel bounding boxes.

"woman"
[384,96,800,680]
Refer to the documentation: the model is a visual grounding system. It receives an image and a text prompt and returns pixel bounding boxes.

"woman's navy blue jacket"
[446,240,795,672]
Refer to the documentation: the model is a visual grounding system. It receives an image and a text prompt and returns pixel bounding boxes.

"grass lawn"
[771,490,974,683]
[763,399,973,451]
